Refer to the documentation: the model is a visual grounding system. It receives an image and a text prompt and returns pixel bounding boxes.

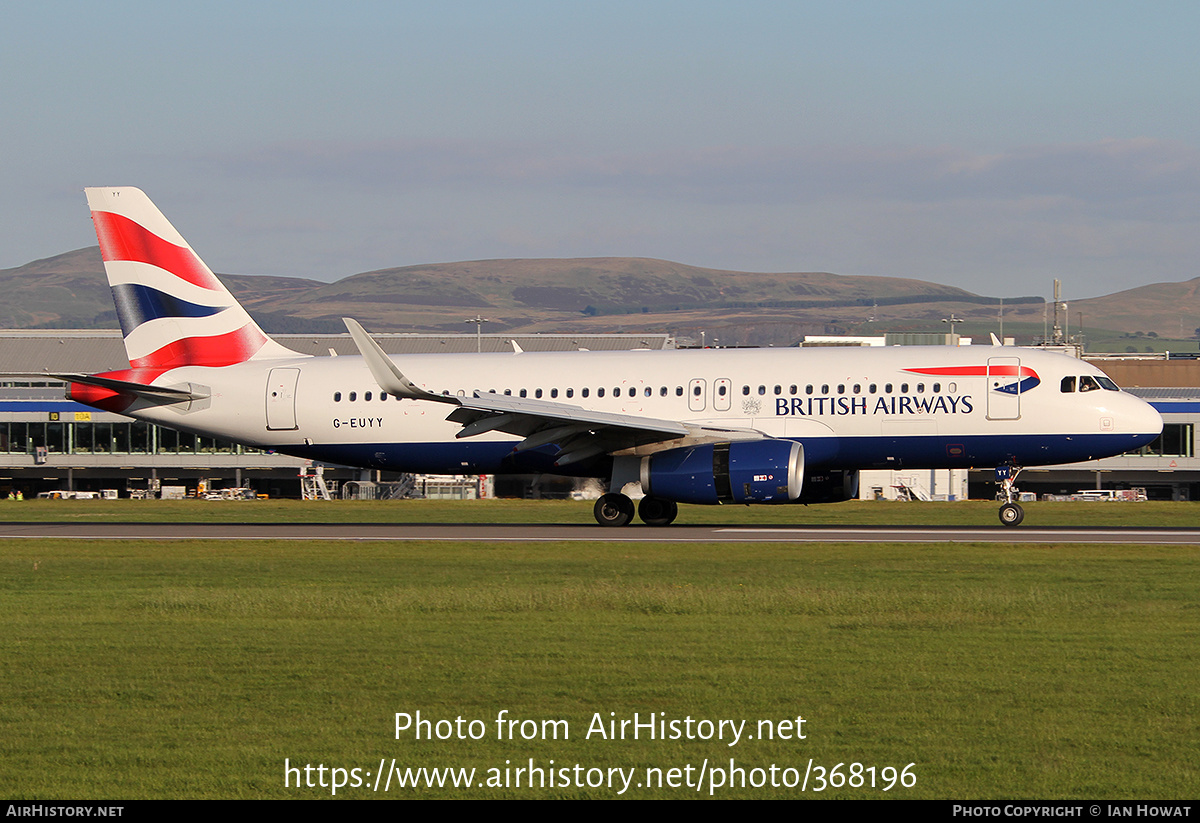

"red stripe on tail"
[91,210,225,292]
[128,323,268,370]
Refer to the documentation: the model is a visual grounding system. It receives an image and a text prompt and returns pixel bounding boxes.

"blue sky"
[2,1,1197,299]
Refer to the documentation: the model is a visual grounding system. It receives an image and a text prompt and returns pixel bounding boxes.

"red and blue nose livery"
[905,364,1041,395]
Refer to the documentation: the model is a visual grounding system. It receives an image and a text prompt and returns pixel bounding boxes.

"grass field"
[2,509,1196,798]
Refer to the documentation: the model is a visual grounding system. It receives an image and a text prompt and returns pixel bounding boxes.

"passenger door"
[266,368,300,430]
[986,357,1021,420]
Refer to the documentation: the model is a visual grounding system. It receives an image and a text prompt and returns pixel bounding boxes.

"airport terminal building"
[0,331,1195,501]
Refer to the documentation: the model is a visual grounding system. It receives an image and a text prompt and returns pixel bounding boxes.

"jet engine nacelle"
[640,440,805,505]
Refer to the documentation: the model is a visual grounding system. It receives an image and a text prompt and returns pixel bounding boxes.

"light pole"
[465,315,490,353]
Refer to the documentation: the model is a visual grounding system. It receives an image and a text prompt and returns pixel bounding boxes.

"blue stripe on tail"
[110,283,227,336]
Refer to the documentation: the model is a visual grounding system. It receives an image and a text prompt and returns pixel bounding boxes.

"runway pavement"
[1,521,1198,543]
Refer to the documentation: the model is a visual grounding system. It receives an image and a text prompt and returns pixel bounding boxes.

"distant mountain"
[1070,279,1200,341]
[0,248,115,328]
[0,248,338,332]
[3,246,1196,347]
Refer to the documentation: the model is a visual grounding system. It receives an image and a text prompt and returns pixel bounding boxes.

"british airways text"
[775,395,974,417]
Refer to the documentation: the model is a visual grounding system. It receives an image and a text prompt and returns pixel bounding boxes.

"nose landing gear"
[996,464,1025,527]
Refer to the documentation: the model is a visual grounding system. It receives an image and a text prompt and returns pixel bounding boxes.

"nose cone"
[1126,395,1164,449]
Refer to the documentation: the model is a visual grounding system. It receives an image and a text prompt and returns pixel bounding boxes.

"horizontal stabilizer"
[50,373,208,403]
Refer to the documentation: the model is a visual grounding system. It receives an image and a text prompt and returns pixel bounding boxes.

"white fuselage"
[114,345,1163,478]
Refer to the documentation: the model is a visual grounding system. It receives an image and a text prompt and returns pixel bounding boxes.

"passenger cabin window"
[333,392,341,402]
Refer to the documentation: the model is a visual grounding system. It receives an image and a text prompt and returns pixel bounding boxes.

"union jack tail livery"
[85,187,298,371]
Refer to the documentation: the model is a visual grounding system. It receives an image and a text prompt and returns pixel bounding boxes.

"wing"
[343,318,763,466]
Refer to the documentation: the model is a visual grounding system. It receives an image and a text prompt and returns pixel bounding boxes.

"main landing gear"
[996,464,1025,527]
[637,496,678,527]
[593,493,678,527]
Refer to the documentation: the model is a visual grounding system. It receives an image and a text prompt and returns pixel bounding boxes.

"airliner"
[61,187,1163,527]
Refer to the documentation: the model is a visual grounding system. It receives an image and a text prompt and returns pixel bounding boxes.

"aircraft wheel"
[998,502,1024,527]
[594,493,635,527]
[638,496,678,527]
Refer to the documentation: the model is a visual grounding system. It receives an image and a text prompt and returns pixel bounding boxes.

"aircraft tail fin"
[85,187,300,371]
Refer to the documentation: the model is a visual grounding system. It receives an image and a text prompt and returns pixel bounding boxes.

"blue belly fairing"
[280,430,1157,476]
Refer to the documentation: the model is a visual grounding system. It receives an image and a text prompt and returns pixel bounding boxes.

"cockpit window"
[1061,376,1076,393]
[1079,375,1101,392]
[1095,375,1120,391]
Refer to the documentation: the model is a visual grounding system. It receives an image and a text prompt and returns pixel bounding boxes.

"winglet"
[342,318,454,403]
